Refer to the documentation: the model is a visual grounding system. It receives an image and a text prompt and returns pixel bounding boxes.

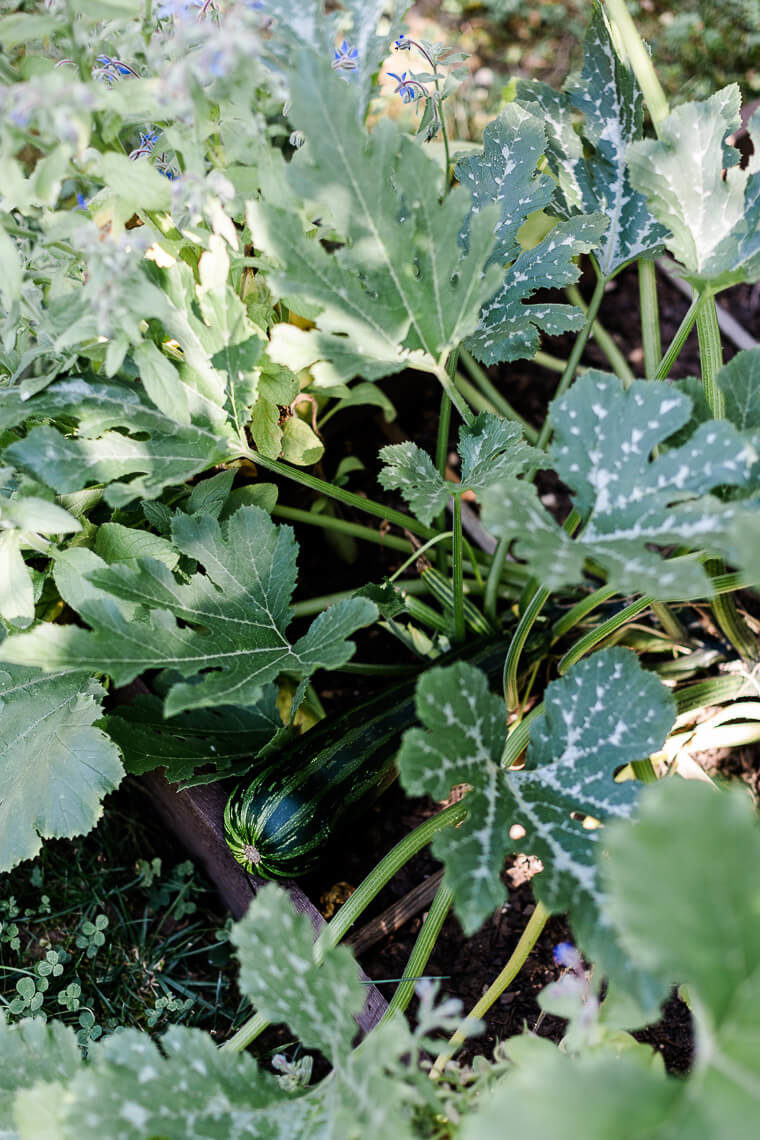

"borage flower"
[129,130,159,160]
[332,39,359,74]
[394,33,411,51]
[93,55,139,85]
[387,71,417,104]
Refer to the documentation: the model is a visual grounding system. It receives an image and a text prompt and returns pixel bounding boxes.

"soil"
[123,256,760,1075]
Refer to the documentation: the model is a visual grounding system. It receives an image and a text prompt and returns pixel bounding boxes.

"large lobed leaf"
[628,86,760,290]
[104,688,284,787]
[397,647,674,940]
[0,668,124,873]
[515,3,665,278]
[13,1024,299,1140]
[455,106,607,365]
[232,883,364,1062]
[252,51,503,386]
[0,376,235,509]
[480,370,760,600]
[0,507,377,716]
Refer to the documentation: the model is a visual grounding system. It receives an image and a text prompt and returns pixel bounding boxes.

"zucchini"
[223,639,505,879]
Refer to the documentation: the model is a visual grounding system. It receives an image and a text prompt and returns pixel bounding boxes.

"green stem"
[436,358,474,426]
[501,702,545,769]
[390,533,454,583]
[435,388,453,575]
[220,1011,268,1054]
[535,272,607,452]
[404,595,451,634]
[459,350,539,443]
[675,674,748,716]
[632,249,690,650]
[565,283,635,387]
[550,585,617,644]
[558,595,652,674]
[452,496,465,643]
[604,0,670,132]
[222,802,468,1054]
[696,294,758,661]
[379,881,454,1024]
[484,536,509,625]
[503,509,582,710]
[504,586,550,712]
[638,259,661,379]
[272,506,412,554]
[430,901,550,1078]
[654,293,700,379]
[632,757,658,784]
[315,801,467,961]
[695,291,725,418]
[247,449,435,540]
[292,579,430,618]
[651,601,689,644]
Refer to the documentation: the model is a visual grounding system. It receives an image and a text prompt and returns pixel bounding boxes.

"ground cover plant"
[2,0,760,1135]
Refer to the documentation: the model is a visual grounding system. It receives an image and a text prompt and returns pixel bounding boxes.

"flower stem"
[429,901,550,1078]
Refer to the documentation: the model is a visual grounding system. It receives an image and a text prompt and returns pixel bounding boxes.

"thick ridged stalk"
[696,294,758,662]
[429,902,550,1078]
[378,880,454,1024]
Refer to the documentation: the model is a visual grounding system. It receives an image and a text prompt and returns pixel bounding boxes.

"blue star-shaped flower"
[332,39,359,73]
[387,71,416,103]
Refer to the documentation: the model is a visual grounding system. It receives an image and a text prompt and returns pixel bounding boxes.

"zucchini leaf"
[378,411,537,526]
[628,86,760,290]
[0,669,124,873]
[0,1017,81,1137]
[0,507,377,716]
[515,3,666,278]
[454,104,607,365]
[104,689,284,787]
[603,780,760,1140]
[397,647,674,943]
[233,883,365,1061]
[481,371,760,600]
[252,52,503,385]
[15,1025,293,1140]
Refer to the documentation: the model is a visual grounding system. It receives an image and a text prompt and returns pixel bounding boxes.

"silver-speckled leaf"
[517,4,666,277]
[628,85,760,290]
[482,371,760,599]
[233,883,364,1060]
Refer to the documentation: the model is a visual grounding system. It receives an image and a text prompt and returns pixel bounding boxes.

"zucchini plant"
[1,0,760,1134]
